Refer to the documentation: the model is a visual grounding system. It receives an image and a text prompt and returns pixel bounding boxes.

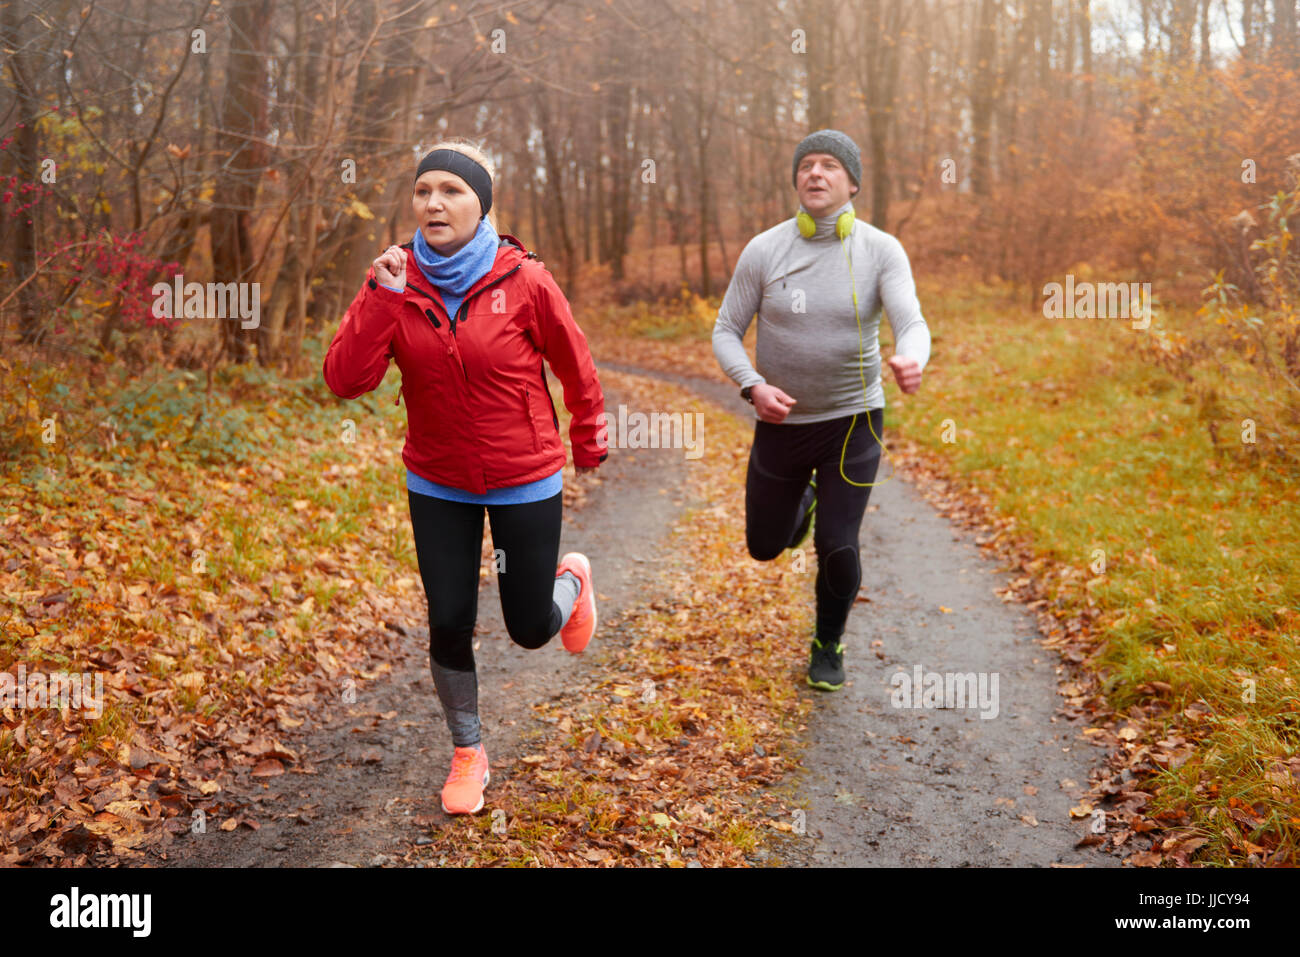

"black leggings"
[745,409,884,642]
[407,489,565,672]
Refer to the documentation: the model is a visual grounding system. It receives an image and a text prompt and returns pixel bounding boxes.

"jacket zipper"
[404,267,521,337]
[404,278,448,328]
[398,281,465,383]
[523,384,541,453]
[452,264,522,337]
[541,369,559,427]
[446,264,523,383]
[402,263,524,383]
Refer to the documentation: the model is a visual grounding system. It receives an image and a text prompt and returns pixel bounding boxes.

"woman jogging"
[324,139,606,814]
[712,129,930,692]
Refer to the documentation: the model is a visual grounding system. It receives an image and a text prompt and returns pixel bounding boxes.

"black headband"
[415,148,492,219]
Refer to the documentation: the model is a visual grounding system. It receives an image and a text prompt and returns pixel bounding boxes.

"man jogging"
[712,129,931,691]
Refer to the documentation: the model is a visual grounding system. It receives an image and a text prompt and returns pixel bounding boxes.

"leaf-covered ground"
[400,372,815,866]
[0,352,818,866]
[1,372,429,862]
[579,284,1300,867]
[5,274,1293,867]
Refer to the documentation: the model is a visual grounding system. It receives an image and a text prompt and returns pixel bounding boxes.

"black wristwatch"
[741,385,755,404]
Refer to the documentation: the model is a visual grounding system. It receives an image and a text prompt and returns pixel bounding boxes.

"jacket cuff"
[367,275,405,296]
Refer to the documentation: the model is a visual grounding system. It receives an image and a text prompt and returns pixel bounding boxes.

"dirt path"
[602,361,1121,867]
[770,470,1120,866]
[162,379,694,868]
[164,362,1118,867]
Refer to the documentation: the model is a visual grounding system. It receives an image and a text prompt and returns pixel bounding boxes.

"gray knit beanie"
[792,129,862,189]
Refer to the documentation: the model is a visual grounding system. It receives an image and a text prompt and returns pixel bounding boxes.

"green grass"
[886,276,1299,863]
[587,276,1297,862]
[597,292,718,341]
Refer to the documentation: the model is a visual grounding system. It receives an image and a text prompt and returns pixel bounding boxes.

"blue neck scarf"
[412,217,499,319]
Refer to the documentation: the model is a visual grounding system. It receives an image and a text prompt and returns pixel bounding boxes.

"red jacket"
[323,234,606,494]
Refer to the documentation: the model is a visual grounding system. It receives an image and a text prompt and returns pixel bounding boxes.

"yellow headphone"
[796,208,855,240]
[793,206,894,488]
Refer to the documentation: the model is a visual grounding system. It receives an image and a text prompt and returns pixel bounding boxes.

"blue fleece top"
[384,219,563,505]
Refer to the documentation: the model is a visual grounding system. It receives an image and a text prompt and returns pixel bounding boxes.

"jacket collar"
[397,233,532,311]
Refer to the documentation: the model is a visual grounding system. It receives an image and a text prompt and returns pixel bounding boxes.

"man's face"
[796,152,858,216]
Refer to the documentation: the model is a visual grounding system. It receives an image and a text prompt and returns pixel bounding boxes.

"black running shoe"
[806,637,845,691]
[788,477,817,551]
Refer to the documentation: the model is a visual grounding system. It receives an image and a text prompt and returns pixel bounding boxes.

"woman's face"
[413,169,482,256]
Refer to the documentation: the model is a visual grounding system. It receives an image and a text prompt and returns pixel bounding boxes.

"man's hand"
[887,355,922,395]
[373,245,407,291]
[751,383,798,423]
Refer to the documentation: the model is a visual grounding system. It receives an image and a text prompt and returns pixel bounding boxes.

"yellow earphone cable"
[838,231,895,488]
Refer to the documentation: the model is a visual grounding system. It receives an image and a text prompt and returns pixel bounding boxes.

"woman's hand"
[373,245,407,291]
[576,466,598,475]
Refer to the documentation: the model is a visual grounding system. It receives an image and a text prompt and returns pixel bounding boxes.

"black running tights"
[407,489,564,672]
[744,409,884,642]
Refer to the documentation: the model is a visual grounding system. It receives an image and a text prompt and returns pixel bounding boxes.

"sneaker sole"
[441,767,490,815]
[806,676,844,691]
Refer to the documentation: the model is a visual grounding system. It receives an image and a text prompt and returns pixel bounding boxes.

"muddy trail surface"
[769,467,1121,867]
[163,379,695,868]
[601,361,1120,868]
[165,363,1118,868]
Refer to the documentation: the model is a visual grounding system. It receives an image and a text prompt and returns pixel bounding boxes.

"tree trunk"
[212,0,275,364]
[861,0,908,230]
[1275,0,1297,63]
[694,93,712,298]
[1080,0,1094,122]
[1037,0,1053,94]
[536,91,579,296]
[1243,0,1258,60]
[804,0,836,129]
[608,81,635,282]
[2,0,41,343]
[970,0,999,198]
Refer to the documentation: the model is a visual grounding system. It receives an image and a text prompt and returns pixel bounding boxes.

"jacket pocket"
[523,384,541,453]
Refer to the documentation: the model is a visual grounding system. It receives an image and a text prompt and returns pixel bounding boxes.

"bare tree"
[970,0,1000,198]
[859,0,910,230]
[2,0,45,343]
[212,0,275,363]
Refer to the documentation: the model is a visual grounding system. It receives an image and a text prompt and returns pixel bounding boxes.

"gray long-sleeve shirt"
[712,200,931,423]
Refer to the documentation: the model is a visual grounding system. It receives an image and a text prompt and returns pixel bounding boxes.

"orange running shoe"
[556,552,596,654]
[440,743,489,814]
